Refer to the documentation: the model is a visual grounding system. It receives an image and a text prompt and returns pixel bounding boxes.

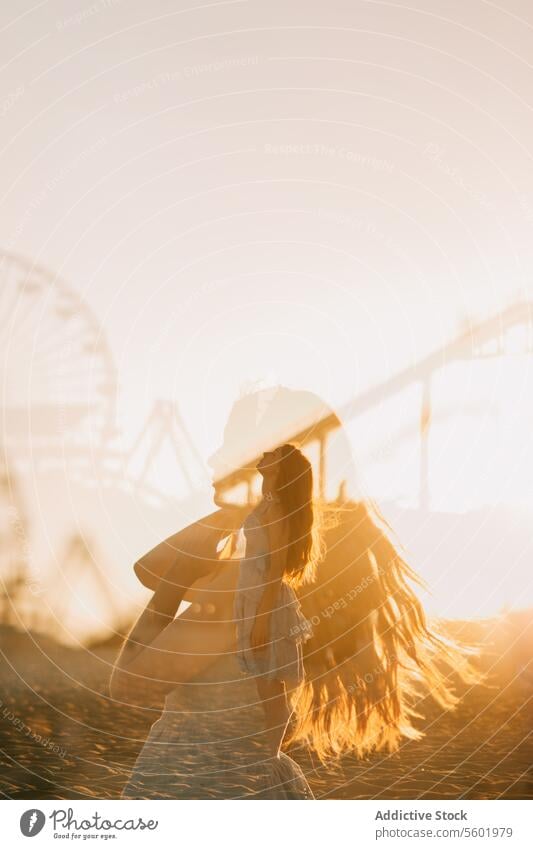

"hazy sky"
[2,1,533,634]
[3,0,533,448]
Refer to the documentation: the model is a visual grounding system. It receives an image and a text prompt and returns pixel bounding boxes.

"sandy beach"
[0,613,531,800]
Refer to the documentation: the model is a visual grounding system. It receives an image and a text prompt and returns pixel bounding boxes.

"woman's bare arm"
[112,561,239,694]
[109,548,222,704]
[134,507,246,590]
[110,509,246,703]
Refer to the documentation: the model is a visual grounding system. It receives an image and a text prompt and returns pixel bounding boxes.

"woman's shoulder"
[243,501,266,531]
[243,500,279,540]
[244,501,287,543]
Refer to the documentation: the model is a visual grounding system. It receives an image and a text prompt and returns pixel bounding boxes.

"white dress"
[120,656,315,799]
[234,497,314,689]
[120,499,315,800]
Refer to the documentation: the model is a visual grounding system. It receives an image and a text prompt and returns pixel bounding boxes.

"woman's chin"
[212,487,227,508]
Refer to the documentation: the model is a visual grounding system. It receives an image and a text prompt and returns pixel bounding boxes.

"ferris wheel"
[0,252,117,470]
[0,253,212,639]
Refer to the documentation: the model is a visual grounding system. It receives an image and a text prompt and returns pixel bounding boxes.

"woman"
[112,440,320,798]
[110,386,482,798]
[233,444,320,767]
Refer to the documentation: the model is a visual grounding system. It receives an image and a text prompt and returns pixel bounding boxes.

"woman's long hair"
[284,493,484,762]
[275,443,326,589]
[219,386,484,763]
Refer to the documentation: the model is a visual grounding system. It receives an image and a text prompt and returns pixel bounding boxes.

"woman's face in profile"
[208,443,281,506]
[256,447,281,491]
